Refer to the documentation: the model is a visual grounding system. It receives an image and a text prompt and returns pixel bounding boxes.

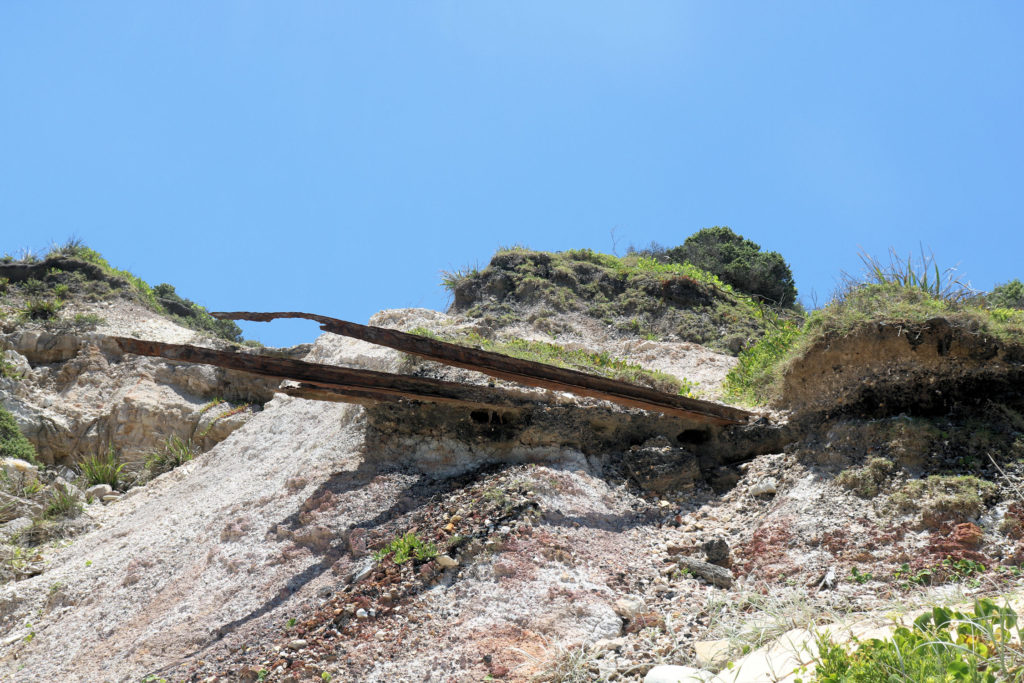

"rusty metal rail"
[210,311,755,425]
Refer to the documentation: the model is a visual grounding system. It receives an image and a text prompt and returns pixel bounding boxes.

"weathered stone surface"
[85,484,112,499]
[625,443,701,493]
[702,536,730,564]
[613,596,646,619]
[436,554,458,568]
[750,477,778,496]
[678,556,734,588]
[693,639,732,669]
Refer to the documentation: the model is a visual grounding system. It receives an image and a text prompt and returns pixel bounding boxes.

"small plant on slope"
[373,532,438,565]
[145,435,198,477]
[811,598,1024,682]
[0,407,40,466]
[78,445,125,490]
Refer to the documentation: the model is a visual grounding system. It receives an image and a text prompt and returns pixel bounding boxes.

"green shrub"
[22,298,61,320]
[0,407,40,466]
[78,445,125,490]
[152,283,243,343]
[0,277,8,294]
[373,532,438,565]
[723,320,802,404]
[988,279,1024,310]
[664,226,797,306]
[811,598,1021,682]
[145,435,197,476]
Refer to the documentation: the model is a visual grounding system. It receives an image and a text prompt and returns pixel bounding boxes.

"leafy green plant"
[849,567,873,585]
[78,445,125,489]
[373,532,438,565]
[0,277,8,294]
[811,598,1023,682]
[145,435,197,476]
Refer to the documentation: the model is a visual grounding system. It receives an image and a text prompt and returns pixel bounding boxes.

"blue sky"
[2,3,1022,346]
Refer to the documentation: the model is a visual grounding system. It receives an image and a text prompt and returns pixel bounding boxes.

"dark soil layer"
[781,317,1024,418]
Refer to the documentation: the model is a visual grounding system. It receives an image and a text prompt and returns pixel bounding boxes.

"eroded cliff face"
[6,290,1024,683]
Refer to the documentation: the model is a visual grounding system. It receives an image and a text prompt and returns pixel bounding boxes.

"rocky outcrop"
[0,330,277,466]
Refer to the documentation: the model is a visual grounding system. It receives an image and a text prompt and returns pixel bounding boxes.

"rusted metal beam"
[278,382,529,413]
[113,337,540,410]
[211,311,754,425]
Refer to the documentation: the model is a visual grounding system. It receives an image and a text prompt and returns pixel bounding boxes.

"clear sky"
[2,3,1022,347]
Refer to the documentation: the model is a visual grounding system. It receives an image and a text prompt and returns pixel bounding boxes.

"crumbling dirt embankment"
[780,317,1024,418]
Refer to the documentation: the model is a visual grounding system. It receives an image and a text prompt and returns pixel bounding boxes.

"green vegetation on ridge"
[409,327,697,396]
[724,249,1024,406]
[445,240,792,354]
[1,239,243,343]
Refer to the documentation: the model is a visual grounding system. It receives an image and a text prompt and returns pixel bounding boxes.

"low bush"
[663,226,797,306]
[891,475,999,527]
[987,278,1024,310]
[0,407,40,466]
[21,298,62,321]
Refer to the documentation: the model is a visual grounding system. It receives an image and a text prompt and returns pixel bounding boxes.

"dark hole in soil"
[677,429,711,445]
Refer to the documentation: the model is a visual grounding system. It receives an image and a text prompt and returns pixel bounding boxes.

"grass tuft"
[78,445,125,490]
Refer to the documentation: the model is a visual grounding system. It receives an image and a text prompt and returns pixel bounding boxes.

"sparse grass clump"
[891,475,999,527]
[373,532,438,565]
[835,458,895,498]
[44,485,82,519]
[78,445,125,490]
[145,435,197,477]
